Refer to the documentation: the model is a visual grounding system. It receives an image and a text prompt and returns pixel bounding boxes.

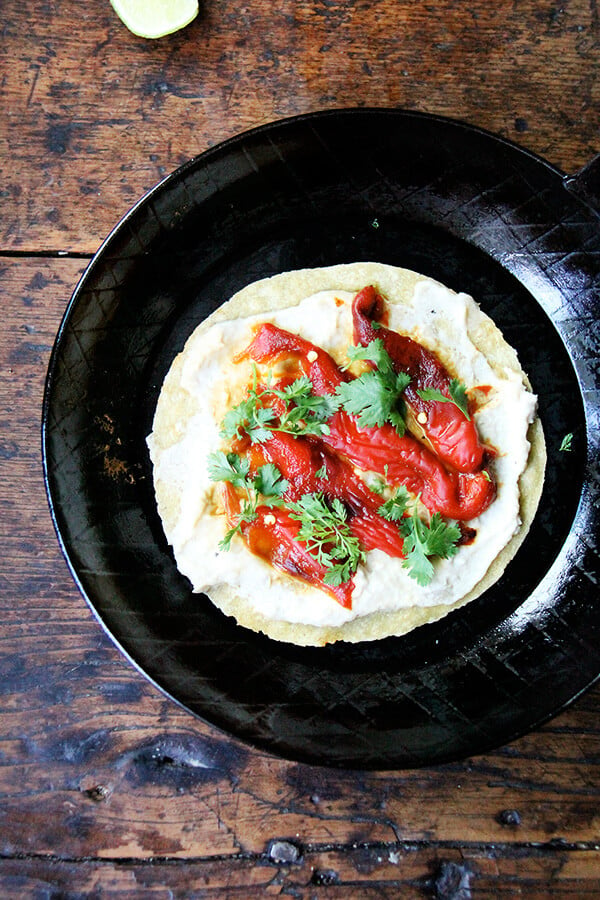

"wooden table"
[2,1,599,895]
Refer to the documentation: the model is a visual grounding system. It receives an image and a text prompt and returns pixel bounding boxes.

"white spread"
[147,281,538,628]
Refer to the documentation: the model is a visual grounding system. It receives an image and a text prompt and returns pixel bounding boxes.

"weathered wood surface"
[2,847,600,899]
[2,0,600,894]
[2,0,599,254]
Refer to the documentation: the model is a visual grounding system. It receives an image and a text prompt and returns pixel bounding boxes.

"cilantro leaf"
[207,451,250,488]
[220,398,276,443]
[378,486,410,521]
[253,462,289,499]
[220,401,250,442]
[368,476,386,496]
[336,340,411,436]
[272,378,339,435]
[345,338,395,375]
[219,526,240,551]
[402,534,435,586]
[288,493,365,586]
[424,513,461,558]
[417,379,471,420]
[448,379,470,417]
[399,508,461,586]
[323,558,355,587]
[208,452,288,549]
[250,406,279,443]
[336,372,393,427]
[279,374,314,401]
[220,374,337,444]
[559,432,573,452]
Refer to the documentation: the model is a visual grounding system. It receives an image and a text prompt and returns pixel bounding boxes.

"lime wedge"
[110,0,198,38]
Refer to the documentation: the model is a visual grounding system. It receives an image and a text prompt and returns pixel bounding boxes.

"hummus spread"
[147,263,545,645]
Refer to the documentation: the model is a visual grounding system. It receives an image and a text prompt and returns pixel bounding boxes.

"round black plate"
[43,109,600,768]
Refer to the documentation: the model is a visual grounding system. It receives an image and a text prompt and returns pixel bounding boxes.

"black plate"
[43,109,600,768]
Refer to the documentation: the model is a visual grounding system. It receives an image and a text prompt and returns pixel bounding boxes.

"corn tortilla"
[148,263,546,646]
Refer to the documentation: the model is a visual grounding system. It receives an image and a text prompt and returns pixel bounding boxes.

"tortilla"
[148,263,546,646]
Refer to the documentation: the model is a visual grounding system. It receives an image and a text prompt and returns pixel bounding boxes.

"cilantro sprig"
[559,432,573,452]
[378,485,410,521]
[221,371,339,444]
[207,450,251,487]
[417,379,471,420]
[209,454,364,585]
[399,509,460,586]
[288,493,365,587]
[378,491,460,586]
[208,450,288,550]
[336,339,411,435]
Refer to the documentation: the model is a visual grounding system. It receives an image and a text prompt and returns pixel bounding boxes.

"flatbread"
[148,263,546,645]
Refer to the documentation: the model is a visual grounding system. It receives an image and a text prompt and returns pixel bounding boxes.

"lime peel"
[110,0,198,39]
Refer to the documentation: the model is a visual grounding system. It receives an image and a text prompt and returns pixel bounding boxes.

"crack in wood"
[2,837,598,867]
[0,250,94,259]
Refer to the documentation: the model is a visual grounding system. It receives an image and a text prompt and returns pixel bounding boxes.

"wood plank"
[2,709,599,857]
[1,0,599,253]
[1,256,600,871]
[0,845,599,898]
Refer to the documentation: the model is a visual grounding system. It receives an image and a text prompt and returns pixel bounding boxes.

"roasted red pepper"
[239,322,347,395]
[352,285,487,473]
[224,289,500,607]
[220,481,354,608]
[323,410,494,522]
[255,432,407,558]
[242,322,495,521]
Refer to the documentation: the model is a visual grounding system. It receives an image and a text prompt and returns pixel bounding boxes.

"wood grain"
[1,0,599,253]
[1,847,599,898]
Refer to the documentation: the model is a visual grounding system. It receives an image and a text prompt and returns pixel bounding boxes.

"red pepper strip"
[238,323,348,394]
[241,324,495,520]
[350,512,406,557]
[250,430,366,506]
[219,483,353,608]
[220,478,242,520]
[325,411,495,522]
[246,508,354,609]
[247,430,321,500]
[254,432,407,559]
[352,285,486,473]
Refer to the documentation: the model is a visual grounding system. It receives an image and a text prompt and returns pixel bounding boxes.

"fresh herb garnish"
[207,450,251,487]
[369,477,387,496]
[208,450,288,549]
[378,485,410,521]
[336,339,411,435]
[288,493,365,586]
[417,379,471,420]
[253,461,289,498]
[221,371,338,444]
[275,375,340,433]
[221,398,276,444]
[378,492,460,585]
[559,432,573,452]
[399,508,461,586]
